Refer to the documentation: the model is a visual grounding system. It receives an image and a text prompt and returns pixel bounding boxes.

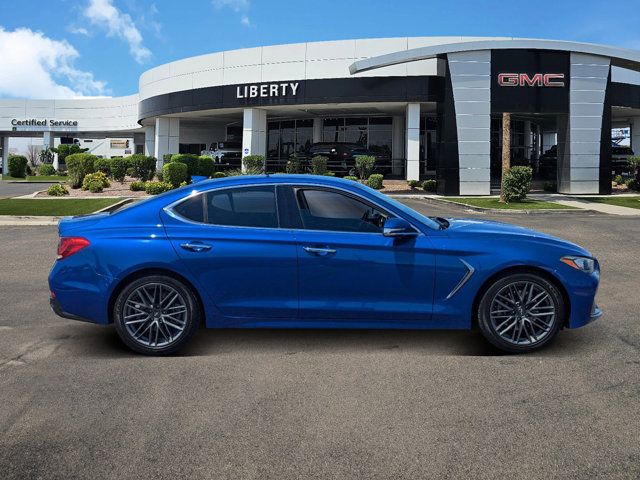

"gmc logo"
[498,73,565,87]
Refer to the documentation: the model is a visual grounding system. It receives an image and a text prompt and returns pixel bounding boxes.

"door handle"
[180,242,212,252]
[303,246,336,256]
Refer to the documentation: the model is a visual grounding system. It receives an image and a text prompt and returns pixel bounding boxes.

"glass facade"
[267,119,313,170]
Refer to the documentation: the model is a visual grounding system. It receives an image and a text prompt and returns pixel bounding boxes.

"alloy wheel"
[122,282,188,348]
[489,280,556,346]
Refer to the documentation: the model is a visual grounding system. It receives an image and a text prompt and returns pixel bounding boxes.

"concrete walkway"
[532,194,640,216]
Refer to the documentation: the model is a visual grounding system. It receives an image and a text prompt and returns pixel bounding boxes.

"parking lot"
[0,199,638,480]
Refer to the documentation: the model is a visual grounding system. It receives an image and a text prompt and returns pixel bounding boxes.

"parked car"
[302,142,388,175]
[200,141,242,166]
[49,175,601,355]
[611,144,634,174]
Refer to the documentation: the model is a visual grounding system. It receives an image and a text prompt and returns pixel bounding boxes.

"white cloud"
[0,27,108,99]
[213,0,252,27]
[67,25,90,36]
[83,0,151,63]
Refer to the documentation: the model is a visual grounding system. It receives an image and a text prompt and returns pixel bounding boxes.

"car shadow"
[64,323,592,359]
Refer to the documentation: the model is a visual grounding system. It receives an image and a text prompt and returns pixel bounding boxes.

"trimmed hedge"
[170,154,199,176]
[213,171,226,178]
[144,181,173,195]
[38,164,56,176]
[66,153,97,188]
[110,157,128,182]
[130,181,146,191]
[129,154,157,181]
[242,155,265,173]
[368,173,384,190]
[198,156,215,177]
[82,172,110,192]
[310,155,328,175]
[502,166,533,202]
[422,179,437,192]
[355,155,376,180]
[344,176,359,181]
[163,161,189,188]
[94,158,111,176]
[47,184,68,196]
[7,155,28,178]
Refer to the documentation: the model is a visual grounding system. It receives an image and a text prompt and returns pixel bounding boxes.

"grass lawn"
[587,196,640,210]
[0,198,121,216]
[444,197,577,210]
[1,175,68,182]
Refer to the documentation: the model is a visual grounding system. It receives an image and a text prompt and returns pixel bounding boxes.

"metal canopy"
[349,38,640,75]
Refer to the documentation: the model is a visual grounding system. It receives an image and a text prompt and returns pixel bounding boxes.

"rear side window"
[206,186,278,228]
[295,188,387,233]
[173,194,204,223]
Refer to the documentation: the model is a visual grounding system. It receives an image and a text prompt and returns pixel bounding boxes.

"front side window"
[171,186,278,228]
[295,188,388,233]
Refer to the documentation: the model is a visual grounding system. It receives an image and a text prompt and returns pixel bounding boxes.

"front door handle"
[303,246,337,256]
[180,242,212,252]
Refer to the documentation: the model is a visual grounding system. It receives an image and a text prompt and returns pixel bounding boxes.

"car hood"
[444,218,591,256]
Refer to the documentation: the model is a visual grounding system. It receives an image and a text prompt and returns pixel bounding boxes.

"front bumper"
[590,303,603,321]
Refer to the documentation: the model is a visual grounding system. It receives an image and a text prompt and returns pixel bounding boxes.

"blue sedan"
[48,174,602,355]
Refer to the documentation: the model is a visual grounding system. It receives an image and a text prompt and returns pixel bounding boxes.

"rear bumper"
[50,297,93,323]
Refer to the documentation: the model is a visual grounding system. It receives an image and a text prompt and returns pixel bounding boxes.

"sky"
[0,0,639,99]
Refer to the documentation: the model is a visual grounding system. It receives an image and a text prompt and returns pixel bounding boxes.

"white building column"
[242,108,267,168]
[144,126,156,157]
[405,103,420,181]
[1,137,9,175]
[154,118,180,168]
[312,118,323,143]
[392,115,405,176]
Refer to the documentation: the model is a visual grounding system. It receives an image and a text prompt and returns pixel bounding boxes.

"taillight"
[57,237,90,260]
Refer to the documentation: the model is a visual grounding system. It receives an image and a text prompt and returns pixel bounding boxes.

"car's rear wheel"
[113,275,200,355]
[477,272,564,353]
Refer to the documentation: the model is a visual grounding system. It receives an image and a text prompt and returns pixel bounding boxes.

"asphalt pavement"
[0,199,638,480]
[0,181,52,199]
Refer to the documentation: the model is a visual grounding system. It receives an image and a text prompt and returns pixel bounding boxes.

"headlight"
[560,255,596,274]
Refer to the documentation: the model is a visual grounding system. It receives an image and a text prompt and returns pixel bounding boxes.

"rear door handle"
[303,246,337,256]
[180,242,212,252]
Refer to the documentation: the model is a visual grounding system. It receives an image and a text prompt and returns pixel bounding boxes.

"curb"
[418,196,601,215]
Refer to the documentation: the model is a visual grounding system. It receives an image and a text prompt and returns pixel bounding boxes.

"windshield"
[363,186,442,230]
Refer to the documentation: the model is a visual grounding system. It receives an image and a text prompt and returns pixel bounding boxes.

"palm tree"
[500,112,511,202]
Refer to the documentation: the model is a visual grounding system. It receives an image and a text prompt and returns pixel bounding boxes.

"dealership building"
[2,36,640,195]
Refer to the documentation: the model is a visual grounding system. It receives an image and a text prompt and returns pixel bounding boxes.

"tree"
[53,144,88,166]
[26,144,42,167]
[500,112,511,203]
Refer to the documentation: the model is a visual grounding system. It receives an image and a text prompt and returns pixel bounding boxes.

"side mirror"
[383,218,418,238]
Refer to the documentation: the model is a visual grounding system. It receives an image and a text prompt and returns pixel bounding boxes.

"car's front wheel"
[477,272,564,353]
[113,275,200,355]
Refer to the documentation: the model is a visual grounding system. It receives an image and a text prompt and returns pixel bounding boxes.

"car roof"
[196,174,362,189]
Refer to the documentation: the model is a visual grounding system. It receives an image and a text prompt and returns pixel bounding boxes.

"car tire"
[113,275,200,355]
[477,272,564,353]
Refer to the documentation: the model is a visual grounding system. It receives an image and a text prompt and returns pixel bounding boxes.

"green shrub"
[93,158,111,176]
[47,184,68,196]
[169,154,199,176]
[502,166,533,202]
[624,178,639,191]
[310,155,328,175]
[613,174,623,185]
[156,170,163,182]
[627,156,640,176]
[38,164,56,176]
[422,179,437,192]
[66,153,96,188]
[179,181,188,187]
[82,172,110,191]
[126,167,135,177]
[213,171,226,178]
[129,154,157,181]
[225,169,243,177]
[543,181,557,192]
[54,144,88,167]
[85,179,105,193]
[163,161,189,188]
[26,165,34,176]
[355,155,376,180]
[242,155,265,173]
[144,181,173,195]
[198,156,215,177]
[130,180,146,191]
[407,179,421,189]
[163,153,174,164]
[110,157,128,183]
[286,154,305,174]
[7,155,28,178]
[344,176,359,181]
[368,174,384,190]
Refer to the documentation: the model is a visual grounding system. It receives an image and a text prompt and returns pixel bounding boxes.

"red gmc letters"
[498,73,565,87]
